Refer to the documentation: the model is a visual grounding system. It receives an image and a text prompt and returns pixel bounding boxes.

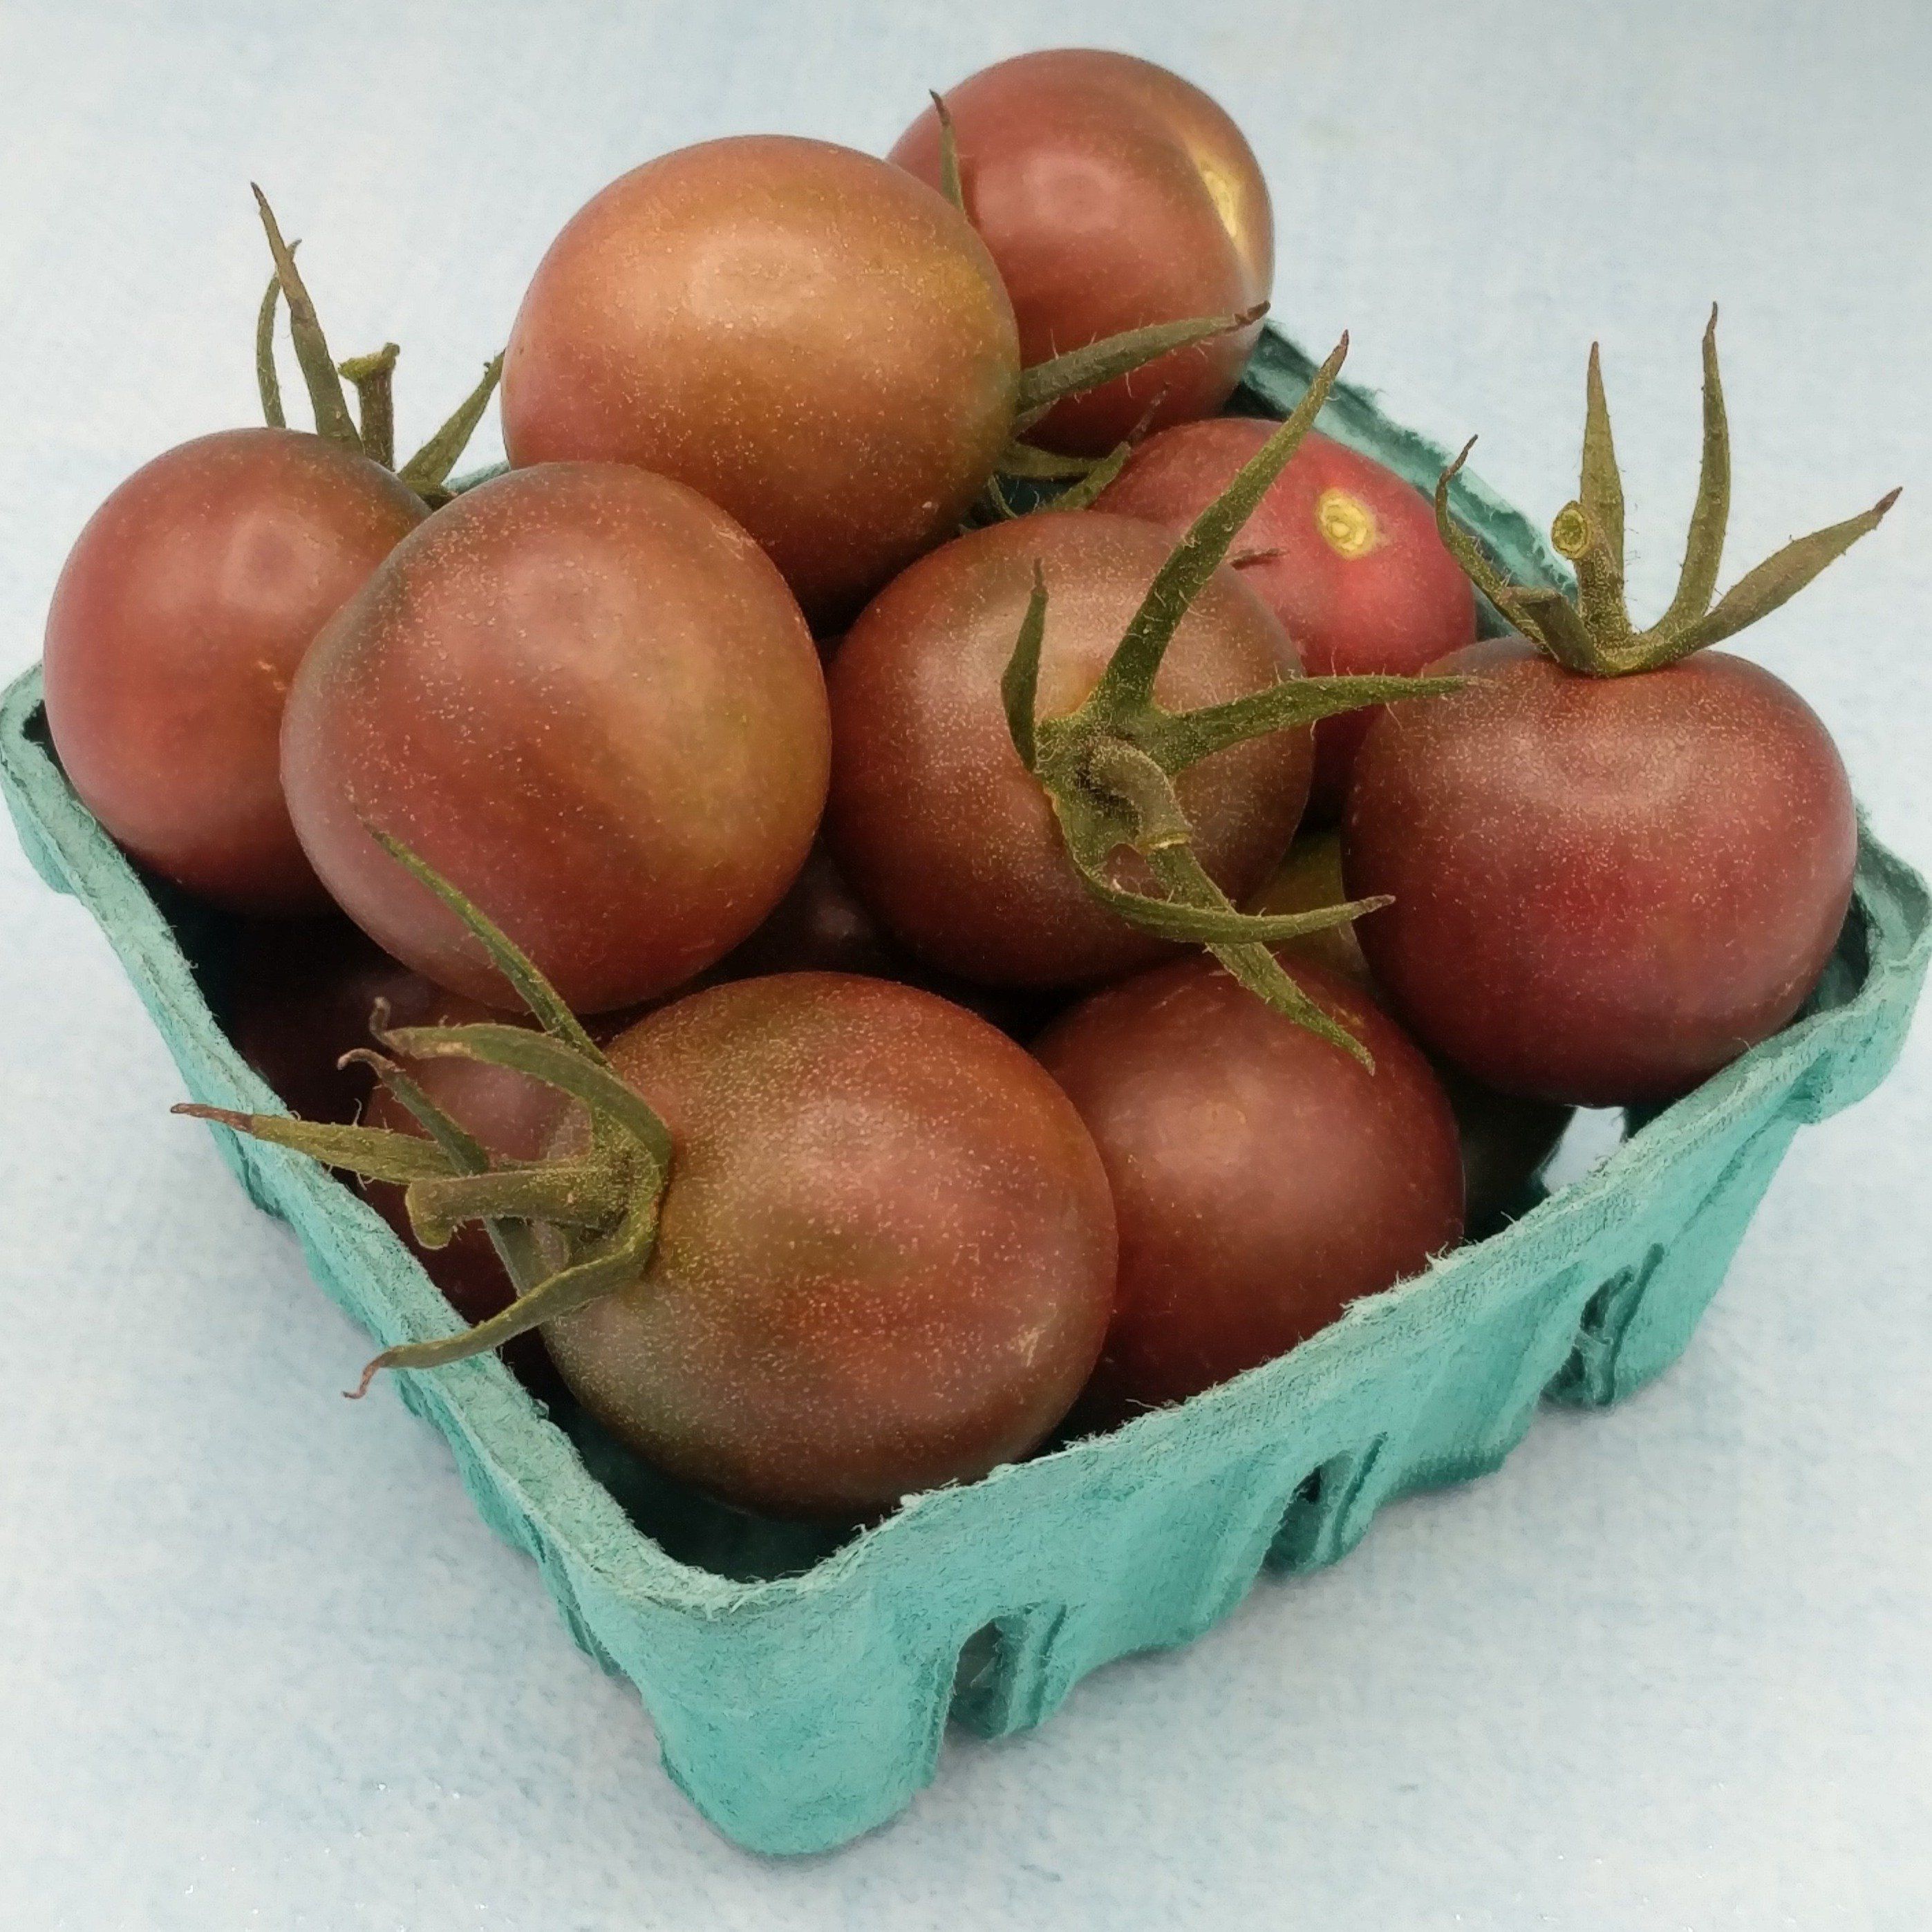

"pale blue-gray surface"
[0,1,1926,1925]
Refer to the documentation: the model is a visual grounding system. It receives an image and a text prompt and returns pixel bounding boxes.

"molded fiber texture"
[5,330,1926,1856]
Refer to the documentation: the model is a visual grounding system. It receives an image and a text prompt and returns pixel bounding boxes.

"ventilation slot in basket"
[950,1606,1070,1738]
[1268,1436,1391,1575]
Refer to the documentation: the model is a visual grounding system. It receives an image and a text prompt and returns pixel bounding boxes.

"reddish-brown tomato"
[43,429,425,911]
[281,463,830,1015]
[1343,640,1859,1106]
[826,512,1311,988]
[501,136,1020,625]
[1096,423,1477,817]
[540,973,1118,1519]
[1036,956,1464,1422]
[891,50,1272,454]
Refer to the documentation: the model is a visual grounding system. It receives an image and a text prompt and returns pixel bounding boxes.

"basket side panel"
[1548,1113,1798,1407]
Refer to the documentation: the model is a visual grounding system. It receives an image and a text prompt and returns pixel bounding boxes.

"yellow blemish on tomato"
[1194,155,1242,247]
[1316,488,1378,559]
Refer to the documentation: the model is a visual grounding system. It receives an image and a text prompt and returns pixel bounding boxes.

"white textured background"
[1,2,1927,1926]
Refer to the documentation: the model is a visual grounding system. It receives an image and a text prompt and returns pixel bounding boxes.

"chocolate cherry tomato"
[44,429,425,911]
[892,50,1271,453]
[502,136,1020,625]
[1344,640,1857,1105]
[281,462,829,1014]
[540,974,1117,1519]
[1096,423,1476,818]
[826,512,1311,988]
[1343,319,1888,1108]
[1036,955,1463,1422]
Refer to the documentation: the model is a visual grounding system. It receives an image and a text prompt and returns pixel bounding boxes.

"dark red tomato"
[225,915,440,1125]
[826,512,1311,988]
[501,136,1020,626]
[891,49,1271,454]
[1096,424,1476,818]
[1248,832,1570,1224]
[1036,955,1463,1423]
[43,429,425,912]
[1343,639,1859,1107]
[281,462,829,1014]
[538,974,1117,1519]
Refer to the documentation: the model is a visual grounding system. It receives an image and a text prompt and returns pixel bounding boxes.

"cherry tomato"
[826,511,1311,988]
[281,462,829,1014]
[891,50,1271,454]
[501,136,1020,625]
[1096,423,1476,817]
[539,973,1118,1519]
[1035,955,1463,1422]
[1343,640,1858,1106]
[1248,832,1570,1224]
[43,428,425,912]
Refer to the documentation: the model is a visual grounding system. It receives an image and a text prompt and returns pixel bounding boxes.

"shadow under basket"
[6,326,1927,1856]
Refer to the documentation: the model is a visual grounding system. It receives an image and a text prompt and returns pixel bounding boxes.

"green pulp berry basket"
[6,327,1927,1857]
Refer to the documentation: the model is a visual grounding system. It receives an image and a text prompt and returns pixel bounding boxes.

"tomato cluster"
[48,51,1893,1523]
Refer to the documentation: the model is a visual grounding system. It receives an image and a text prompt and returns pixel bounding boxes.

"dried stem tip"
[251,186,502,501]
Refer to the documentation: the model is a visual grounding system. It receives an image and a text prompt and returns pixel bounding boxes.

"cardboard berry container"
[6,325,1927,1856]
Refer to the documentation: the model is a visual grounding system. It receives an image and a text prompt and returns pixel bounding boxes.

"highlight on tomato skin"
[279,461,832,1016]
[1095,422,1478,818]
[825,510,1311,991]
[41,428,427,914]
[500,135,1022,627]
[1035,954,1465,1427]
[891,48,1273,454]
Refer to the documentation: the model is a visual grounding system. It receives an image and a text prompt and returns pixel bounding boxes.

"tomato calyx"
[974,310,1267,525]
[1000,331,1466,1065]
[252,187,503,506]
[176,834,673,1395]
[1434,306,1900,679]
